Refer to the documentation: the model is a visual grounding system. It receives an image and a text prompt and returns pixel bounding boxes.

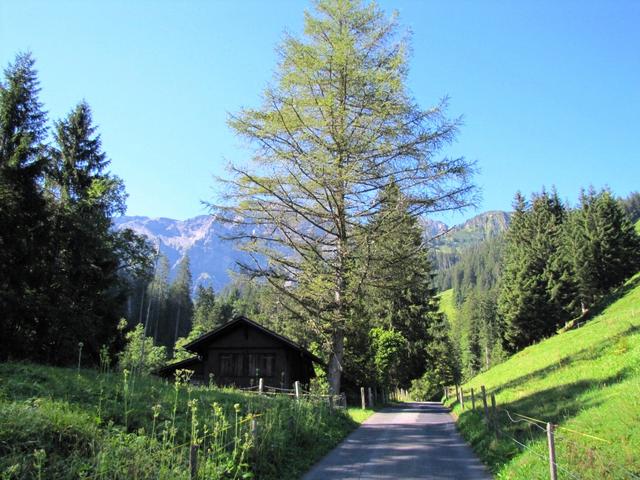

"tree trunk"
[328,330,344,394]
[173,302,181,349]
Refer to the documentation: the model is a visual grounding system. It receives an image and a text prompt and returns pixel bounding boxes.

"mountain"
[430,210,511,272]
[113,210,511,291]
[113,214,249,292]
[431,210,511,251]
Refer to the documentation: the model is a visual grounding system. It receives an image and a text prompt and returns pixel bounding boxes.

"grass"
[438,288,457,324]
[447,273,640,479]
[346,407,377,424]
[635,218,640,234]
[0,363,360,479]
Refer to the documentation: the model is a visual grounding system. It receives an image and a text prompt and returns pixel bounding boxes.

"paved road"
[303,402,492,480]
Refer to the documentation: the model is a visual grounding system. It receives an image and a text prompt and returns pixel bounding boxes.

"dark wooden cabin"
[157,316,322,389]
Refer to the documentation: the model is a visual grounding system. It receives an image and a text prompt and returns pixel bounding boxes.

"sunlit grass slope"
[635,218,640,234]
[439,288,457,324]
[448,273,640,479]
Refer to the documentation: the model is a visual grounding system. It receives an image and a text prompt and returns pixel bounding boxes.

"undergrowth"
[0,363,357,479]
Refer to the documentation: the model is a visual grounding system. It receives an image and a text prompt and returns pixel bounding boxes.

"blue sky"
[2,0,638,225]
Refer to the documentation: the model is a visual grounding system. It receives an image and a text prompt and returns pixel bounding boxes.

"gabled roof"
[183,315,324,365]
[156,355,201,375]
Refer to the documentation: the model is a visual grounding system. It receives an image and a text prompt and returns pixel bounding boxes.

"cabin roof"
[156,355,201,375]
[183,315,324,365]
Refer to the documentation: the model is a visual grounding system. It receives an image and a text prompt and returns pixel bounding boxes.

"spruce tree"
[567,188,640,308]
[169,255,194,349]
[498,190,569,351]
[0,53,49,360]
[46,101,133,362]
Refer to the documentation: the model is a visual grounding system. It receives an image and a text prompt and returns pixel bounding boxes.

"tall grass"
[0,363,356,479]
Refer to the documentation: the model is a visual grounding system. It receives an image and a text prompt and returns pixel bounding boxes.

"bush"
[410,370,442,401]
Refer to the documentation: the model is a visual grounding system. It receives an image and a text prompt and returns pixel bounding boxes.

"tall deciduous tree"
[219,0,475,393]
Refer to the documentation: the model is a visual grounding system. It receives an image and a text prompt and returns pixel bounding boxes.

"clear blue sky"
[2,0,638,225]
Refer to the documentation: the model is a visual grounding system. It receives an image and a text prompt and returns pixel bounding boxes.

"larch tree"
[219,0,476,393]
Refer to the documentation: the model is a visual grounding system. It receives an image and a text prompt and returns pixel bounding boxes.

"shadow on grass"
[586,274,640,319]
[457,368,636,472]
[475,323,640,398]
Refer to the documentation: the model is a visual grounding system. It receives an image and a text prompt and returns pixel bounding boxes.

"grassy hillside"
[438,288,458,324]
[448,273,640,479]
[0,363,359,479]
[635,218,640,234]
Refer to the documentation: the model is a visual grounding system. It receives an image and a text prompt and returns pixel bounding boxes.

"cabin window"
[261,354,275,377]
[220,353,243,376]
[220,354,233,376]
[248,353,276,377]
[248,354,258,377]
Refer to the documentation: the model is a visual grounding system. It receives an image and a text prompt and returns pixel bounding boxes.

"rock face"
[113,210,511,291]
[113,214,249,291]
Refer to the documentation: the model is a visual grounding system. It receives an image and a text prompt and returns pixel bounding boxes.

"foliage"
[619,191,640,223]
[0,362,359,479]
[0,54,152,365]
[409,370,442,401]
[563,188,640,310]
[497,190,570,351]
[218,0,476,393]
[448,273,640,479]
[118,323,168,375]
[370,327,407,389]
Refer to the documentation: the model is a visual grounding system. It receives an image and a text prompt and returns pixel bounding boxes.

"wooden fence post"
[481,386,489,423]
[361,387,366,409]
[471,388,475,410]
[368,387,374,408]
[490,393,498,437]
[444,387,449,401]
[547,423,557,480]
[294,381,300,400]
[258,378,264,395]
[455,384,460,404]
[459,388,465,410]
[189,444,198,479]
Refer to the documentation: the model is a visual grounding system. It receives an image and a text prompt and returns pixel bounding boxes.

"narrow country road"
[303,402,492,480]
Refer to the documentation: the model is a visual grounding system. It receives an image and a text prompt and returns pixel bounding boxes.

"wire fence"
[444,384,639,480]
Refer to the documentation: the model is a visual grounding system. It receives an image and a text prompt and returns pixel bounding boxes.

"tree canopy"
[218,0,476,393]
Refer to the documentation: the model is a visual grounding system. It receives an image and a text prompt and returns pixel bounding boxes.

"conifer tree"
[46,101,136,362]
[566,188,640,309]
[0,53,49,360]
[498,190,569,351]
[356,181,441,387]
[169,255,194,348]
[219,0,476,393]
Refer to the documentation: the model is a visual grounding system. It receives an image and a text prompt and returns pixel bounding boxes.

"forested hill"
[113,210,510,292]
[430,210,511,274]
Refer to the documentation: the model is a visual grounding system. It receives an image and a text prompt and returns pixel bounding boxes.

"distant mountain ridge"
[113,214,250,291]
[113,210,511,291]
